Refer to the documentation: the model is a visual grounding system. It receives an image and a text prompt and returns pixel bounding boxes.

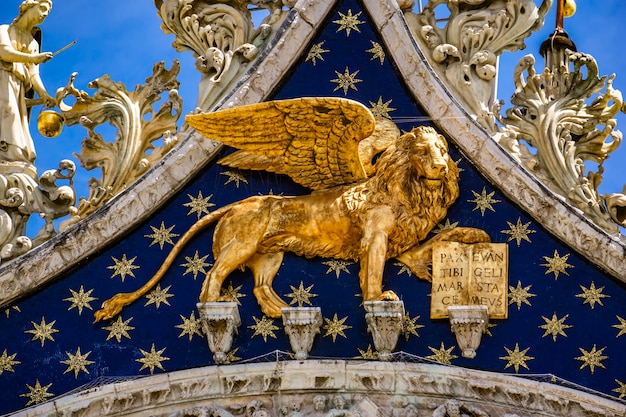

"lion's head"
[371,126,458,204]
[365,126,459,250]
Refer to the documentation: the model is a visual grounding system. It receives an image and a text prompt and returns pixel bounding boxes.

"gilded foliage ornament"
[59,63,182,229]
[497,50,626,232]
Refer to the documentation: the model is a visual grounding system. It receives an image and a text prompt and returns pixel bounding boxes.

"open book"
[430,242,508,319]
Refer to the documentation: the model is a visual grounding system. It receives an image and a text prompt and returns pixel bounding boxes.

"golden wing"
[186,97,379,190]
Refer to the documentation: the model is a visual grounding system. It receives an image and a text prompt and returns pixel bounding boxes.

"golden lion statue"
[95,98,489,321]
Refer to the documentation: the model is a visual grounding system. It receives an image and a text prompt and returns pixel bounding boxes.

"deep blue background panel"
[1,0,626,413]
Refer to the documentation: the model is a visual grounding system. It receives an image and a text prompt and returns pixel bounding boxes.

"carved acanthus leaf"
[406,0,552,132]
[497,51,624,232]
[156,0,294,113]
[59,61,182,229]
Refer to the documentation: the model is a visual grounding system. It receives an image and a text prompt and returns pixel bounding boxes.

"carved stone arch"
[10,361,625,417]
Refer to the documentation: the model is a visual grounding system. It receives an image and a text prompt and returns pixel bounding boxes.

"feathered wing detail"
[186,97,379,190]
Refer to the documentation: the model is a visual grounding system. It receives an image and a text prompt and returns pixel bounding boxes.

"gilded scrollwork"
[406,0,551,132]
[156,0,294,114]
[497,50,625,232]
[58,61,182,229]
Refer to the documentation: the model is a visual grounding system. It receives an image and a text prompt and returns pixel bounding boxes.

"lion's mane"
[358,125,460,256]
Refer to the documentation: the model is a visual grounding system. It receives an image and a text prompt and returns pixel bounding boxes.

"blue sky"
[0,0,624,233]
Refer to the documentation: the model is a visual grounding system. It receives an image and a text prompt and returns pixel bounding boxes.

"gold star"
[369,96,396,119]
[145,284,174,309]
[500,343,533,373]
[225,347,242,364]
[613,315,626,338]
[366,41,385,64]
[0,349,20,374]
[539,312,572,342]
[183,191,215,219]
[176,311,203,341]
[454,158,464,173]
[501,217,536,246]
[575,344,607,374]
[331,67,362,95]
[221,170,248,188]
[403,312,424,340]
[220,281,246,305]
[576,281,609,309]
[61,347,94,379]
[484,322,497,337]
[468,187,500,216]
[541,250,574,280]
[136,343,169,374]
[4,305,21,318]
[322,259,353,278]
[63,285,97,315]
[433,219,459,233]
[356,344,378,359]
[613,379,626,399]
[145,221,179,250]
[20,379,54,406]
[248,315,280,342]
[322,313,352,342]
[305,41,330,65]
[103,315,135,343]
[394,261,413,277]
[107,254,140,282]
[333,9,364,36]
[426,342,458,364]
[508,280,536,310]
[180,250,212,280]
[285,281,318,307]
[25,317,59,347]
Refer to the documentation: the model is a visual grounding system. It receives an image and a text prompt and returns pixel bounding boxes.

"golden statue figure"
[0,0,56,164]
[95,98,489,321]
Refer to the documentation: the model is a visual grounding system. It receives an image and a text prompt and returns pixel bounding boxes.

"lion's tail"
[94,205,232,322]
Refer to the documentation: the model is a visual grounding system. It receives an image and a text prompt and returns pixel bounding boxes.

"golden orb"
[37,110,65,138]
[563,0,576,17]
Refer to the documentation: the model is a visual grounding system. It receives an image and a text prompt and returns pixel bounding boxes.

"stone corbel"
[197,302,241,364]
[448,305,489,359]
[364,301,405,360]
[281,307,323,360]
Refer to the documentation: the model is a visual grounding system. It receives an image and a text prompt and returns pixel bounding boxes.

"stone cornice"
[10,360,625,417]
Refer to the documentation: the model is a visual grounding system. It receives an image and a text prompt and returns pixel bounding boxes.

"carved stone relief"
[405,0,552,133]
[156,0,296,117]
[9,360,625,417]
[496,49,625,233]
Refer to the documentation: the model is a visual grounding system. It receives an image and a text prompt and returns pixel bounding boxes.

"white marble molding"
[9,360,626,417]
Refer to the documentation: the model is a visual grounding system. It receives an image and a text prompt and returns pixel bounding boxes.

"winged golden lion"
[95,98,489,321]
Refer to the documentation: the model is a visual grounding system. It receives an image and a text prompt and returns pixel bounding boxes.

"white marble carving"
[364,300,405,360]
[497,48,625,233]
[156,0,294,115]
[11,361,626,417]
[406,0,552,133]
[448,305,489,359]
[197,302,241,364]
[282,307,322,360]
